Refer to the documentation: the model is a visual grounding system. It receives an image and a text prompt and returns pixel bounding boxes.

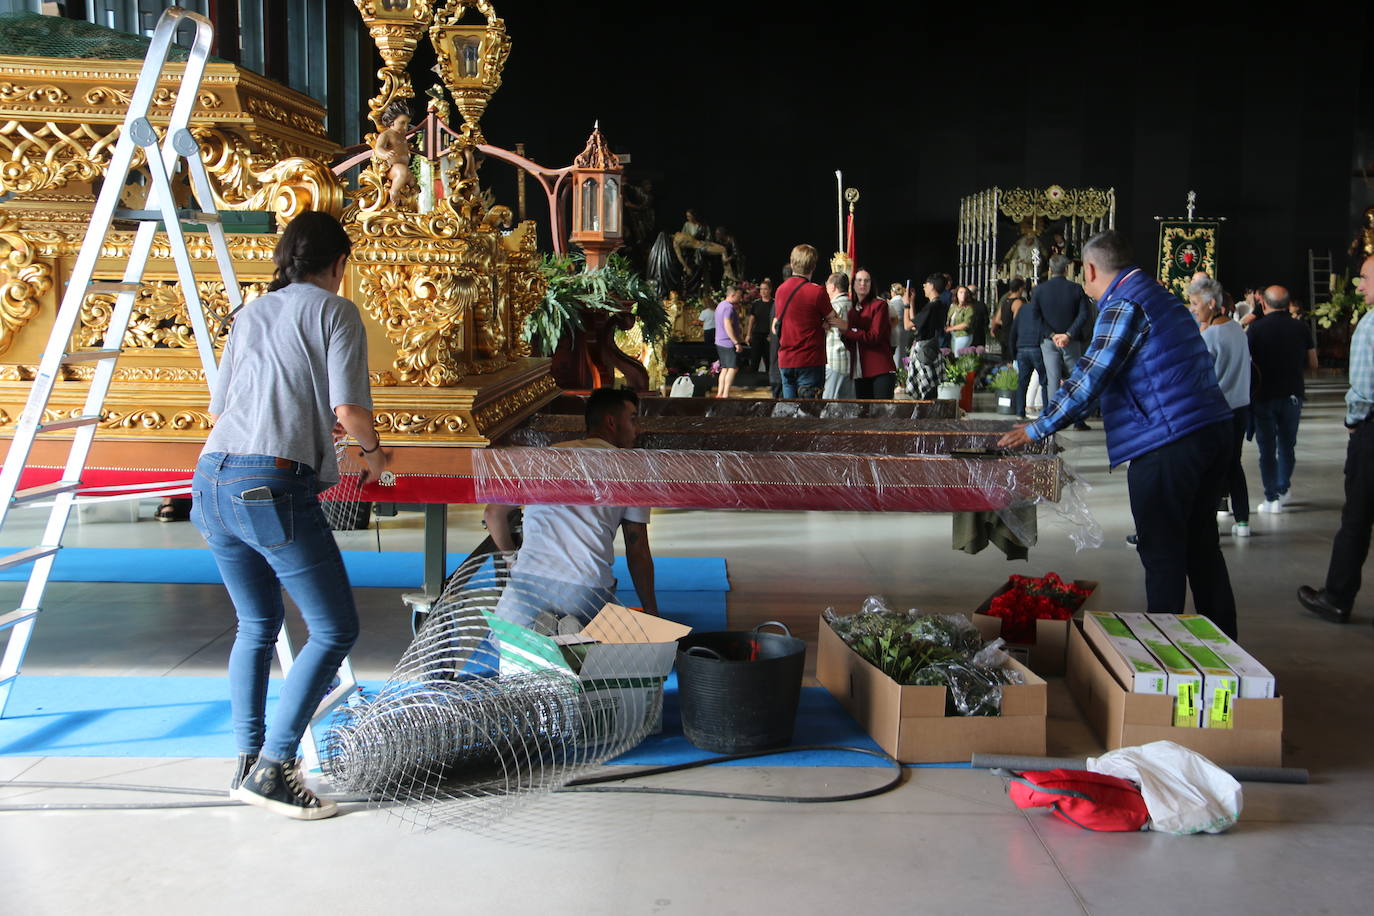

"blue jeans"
[1251,396,1302,501]
[191,453,359,761]
[781,365,823,399]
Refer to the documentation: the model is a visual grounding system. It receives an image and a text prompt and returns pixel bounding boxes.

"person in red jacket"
[839,269,898,399]
[772,243,840,398]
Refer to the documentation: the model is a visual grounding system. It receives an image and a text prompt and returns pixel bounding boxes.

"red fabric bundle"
[1006,768,1148,831]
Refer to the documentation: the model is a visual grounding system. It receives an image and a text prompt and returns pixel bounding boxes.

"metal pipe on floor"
[969,753,1309,785]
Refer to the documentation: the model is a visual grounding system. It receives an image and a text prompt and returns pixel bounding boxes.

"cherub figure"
[374,99,417,209]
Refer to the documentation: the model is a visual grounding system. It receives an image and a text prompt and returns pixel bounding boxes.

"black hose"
[0,745,905,812]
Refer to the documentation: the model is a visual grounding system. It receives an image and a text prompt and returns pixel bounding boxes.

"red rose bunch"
[984,573,1091,644]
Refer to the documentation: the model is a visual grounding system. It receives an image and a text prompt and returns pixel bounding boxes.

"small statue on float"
[374,99,419,209]
[1002,219,1045,281]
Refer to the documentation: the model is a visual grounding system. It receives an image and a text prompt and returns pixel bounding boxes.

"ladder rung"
[61,348,122,364]
[113,208,221,224]
[0,608,39,631]
[86,281,142,295]
[12,480,80,504]
[37,414,101,433]
[0,546,59,572]
[0,674,15,690]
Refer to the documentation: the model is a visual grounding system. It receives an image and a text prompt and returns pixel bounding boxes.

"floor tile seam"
[1023,810,1093,915]
[158,621,237,675]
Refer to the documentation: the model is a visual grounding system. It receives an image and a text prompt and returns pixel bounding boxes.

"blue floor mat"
[0,548,730,592]
[0,674,963,767]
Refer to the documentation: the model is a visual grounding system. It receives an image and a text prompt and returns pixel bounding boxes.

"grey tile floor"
[0,379,1371,915]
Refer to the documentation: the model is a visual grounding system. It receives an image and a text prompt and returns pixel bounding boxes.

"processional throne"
[958,185,1117,294]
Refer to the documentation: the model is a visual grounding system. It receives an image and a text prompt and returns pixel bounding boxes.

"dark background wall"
[473,2,1371,297]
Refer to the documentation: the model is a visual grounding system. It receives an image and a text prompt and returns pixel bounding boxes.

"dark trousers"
[1127,420,1238,637]
[1252,395,1302,501]
[855,372,896,400]
[1015,347,1047,417]
[1224,407,1251,523]
[1324,421,1374,609]
[748,335,770,373]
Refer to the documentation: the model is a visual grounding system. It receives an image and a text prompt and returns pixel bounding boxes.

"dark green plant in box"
[524,253,670,357]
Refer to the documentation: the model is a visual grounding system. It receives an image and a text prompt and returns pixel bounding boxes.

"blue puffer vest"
[1099,267,1232,467]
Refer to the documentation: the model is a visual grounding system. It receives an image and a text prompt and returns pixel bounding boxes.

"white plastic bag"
[1087,740,1242,835]
[669,375,695,398]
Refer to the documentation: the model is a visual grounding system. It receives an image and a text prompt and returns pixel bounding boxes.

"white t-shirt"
[698,307,715,330]
[511,438,651,589]
[887,297,905,345]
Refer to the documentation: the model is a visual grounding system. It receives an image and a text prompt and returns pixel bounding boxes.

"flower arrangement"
[943,351,985,385]
[525,253,670,356]
[1312,270,1370,328]
[988,366,1019,390]
[983,572,1092,644]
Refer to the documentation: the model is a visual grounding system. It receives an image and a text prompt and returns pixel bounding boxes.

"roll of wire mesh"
[323,550,662,831]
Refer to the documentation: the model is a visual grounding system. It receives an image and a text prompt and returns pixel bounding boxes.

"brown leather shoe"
[1297,586,1350,624]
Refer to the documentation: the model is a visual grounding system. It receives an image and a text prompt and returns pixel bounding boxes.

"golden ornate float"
[0,0,551,448]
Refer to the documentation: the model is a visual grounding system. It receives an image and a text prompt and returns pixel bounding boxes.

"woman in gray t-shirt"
[192,212,388,819]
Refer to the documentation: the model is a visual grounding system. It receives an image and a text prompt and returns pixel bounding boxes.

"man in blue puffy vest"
[999,231,1238,637]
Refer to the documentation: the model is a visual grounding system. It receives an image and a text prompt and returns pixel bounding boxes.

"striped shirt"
[1347,310,1374,426]
[1026,296,1151,441]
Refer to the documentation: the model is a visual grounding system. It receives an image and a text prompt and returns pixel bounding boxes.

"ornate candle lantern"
[569,123,623,270]
[352,0,436,127]
[429,0,511,145]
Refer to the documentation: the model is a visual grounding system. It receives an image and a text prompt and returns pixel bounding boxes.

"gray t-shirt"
[203,282,372,485]
[1201,320,1251,411]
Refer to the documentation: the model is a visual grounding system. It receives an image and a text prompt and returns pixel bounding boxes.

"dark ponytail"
[267,210,353,292]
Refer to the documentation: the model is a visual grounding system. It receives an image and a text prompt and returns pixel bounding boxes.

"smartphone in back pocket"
[240,486,274,501]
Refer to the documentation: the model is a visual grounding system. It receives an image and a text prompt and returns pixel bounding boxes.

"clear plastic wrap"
[542,394,959,421]
[472,444,1062,514]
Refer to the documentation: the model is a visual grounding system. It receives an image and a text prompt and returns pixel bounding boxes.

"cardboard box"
[1081,611,1168,695]
[1116,612,1204,727]
[1146,614,1241,729]
[485,604,691,743]
[1067,620,1283,767]
[972,578,1098,676]
[1174,615,1277,699]
[816,616,1046,764]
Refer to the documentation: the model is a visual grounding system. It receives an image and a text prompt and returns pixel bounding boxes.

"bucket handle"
[753,620,792,637]
[683,645,725,661]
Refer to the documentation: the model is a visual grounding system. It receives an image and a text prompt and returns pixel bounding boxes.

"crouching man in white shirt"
[484,388,658,632]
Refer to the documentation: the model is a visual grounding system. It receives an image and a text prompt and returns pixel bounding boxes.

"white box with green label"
[1081,611,1167,695]
[1172,615,1277,699]
[1146,614,1242,729]
[1115,613,1204,727]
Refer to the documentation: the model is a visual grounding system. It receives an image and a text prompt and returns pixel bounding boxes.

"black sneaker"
[234,757,339,820]
[1126,534,1139,547]
[231,752,259,791]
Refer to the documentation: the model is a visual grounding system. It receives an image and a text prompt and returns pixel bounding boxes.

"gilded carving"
[192,127,344,223]
[356,261,473,386]
[373,411,469,435]
[0,81,69,104]
[0,120,119,194]
[471,373,556,431]
[84,85,221,109]
[0,219,53,358]
[998,187,1113,223]
[78,279,265,350]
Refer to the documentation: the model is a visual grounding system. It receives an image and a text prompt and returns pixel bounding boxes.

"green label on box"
[1183,642,1229,671]
[481,611,574,675]
[1210,685,1234,728]
[1175,681,1197,727]
[1146,639,1192,672]
[1130,658,1159,673]
[1180,616,1226,642]
[1093,613,1134,639]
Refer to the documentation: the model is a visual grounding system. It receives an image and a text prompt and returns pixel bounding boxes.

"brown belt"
[274,457,296,469]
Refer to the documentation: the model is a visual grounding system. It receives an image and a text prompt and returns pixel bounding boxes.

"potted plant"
[939,351,982,402]
[989,366,1019,414]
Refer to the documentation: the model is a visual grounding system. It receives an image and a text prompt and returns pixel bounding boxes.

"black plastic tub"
[675,621,806,754]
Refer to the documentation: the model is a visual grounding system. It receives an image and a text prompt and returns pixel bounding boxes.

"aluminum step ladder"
[1309,249,1334,306]
[0,7,353,769]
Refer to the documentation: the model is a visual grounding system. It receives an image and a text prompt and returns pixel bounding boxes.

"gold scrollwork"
[0,81,70,104]
[78,279,265,350]
[192,127,345,223]
[84,85,221,109]
[0,120,120,195]
[471,374,556,432]
[356,261,473,386]
[373,411,469,435]
[998,186,1114,223]
[0,218,54,358]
